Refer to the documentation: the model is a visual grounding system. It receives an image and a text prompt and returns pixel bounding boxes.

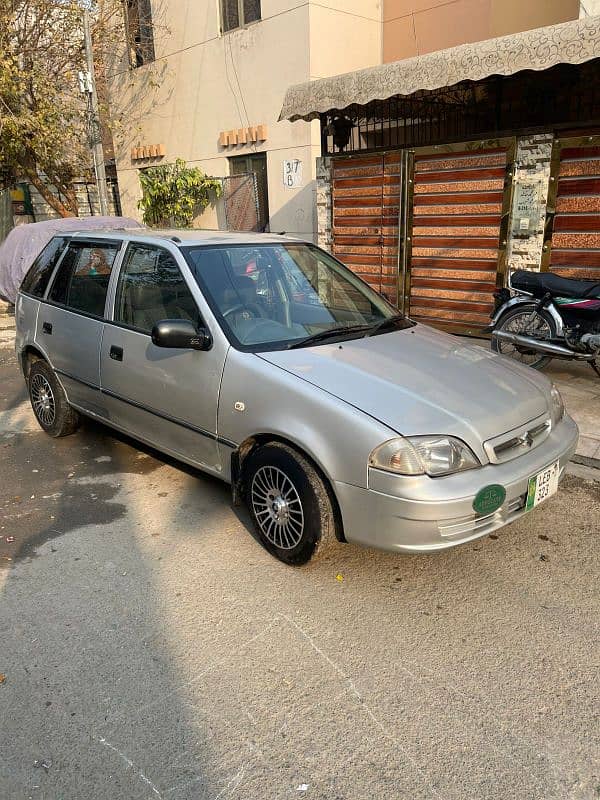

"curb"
[571,453,600,471]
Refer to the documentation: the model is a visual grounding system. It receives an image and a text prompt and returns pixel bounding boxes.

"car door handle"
[109,345,123,362]
[42,322,52,335]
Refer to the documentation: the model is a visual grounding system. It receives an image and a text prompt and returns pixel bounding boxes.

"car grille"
[438,493,527,538]
[483,415,551,465]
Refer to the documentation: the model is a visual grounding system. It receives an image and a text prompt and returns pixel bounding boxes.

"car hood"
[258,324,552,454]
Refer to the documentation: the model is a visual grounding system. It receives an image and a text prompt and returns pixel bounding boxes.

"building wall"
[383,0,580,62]
[108,0,381,240]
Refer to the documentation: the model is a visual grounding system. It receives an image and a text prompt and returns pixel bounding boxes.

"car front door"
[100,242,227,473]
[37,238,122,414]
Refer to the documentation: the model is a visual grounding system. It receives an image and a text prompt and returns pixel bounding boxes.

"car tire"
[244,442,337,566]
[28,360,81,437]
[491,304,557,370]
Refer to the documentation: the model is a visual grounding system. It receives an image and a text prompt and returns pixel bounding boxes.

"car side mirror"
[151,319,212,351]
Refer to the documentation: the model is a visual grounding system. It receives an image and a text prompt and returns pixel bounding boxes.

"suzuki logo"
[518,433,534,448]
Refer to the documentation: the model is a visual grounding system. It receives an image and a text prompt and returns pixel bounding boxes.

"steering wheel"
[222,303,263,320]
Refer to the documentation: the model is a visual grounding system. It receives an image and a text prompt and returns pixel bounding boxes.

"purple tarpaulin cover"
[0,216,143,303]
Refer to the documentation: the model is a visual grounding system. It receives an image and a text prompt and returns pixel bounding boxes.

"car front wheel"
[244,442,337,566]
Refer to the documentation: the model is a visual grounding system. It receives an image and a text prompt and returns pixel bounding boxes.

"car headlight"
[369,435,480,477]
[550,385,565,427]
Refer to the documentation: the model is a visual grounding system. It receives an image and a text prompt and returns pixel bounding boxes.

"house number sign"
[283,159,302,188]
[511,176,546,238]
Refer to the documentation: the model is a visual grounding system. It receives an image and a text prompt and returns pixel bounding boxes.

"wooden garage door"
[408,147,508,333]
[549,142,600,280]
[331,153,401,304]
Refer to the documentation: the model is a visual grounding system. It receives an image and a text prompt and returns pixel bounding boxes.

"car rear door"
[100,242,228,473]
[37,238,122,414]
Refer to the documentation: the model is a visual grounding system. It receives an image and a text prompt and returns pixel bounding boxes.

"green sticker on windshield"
[473,484,506,516]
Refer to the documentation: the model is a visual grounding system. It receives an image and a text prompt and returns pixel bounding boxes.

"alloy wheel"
[250,466,305,549]
[30,373,56,427]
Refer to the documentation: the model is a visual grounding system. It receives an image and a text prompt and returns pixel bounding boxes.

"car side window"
[48,242,119,317]
[21,237,69,298]
[114,244,201,334]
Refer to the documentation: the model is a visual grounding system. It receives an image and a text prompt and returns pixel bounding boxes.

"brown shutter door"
[550,145,600,279]
[408,148,506,332]
[331,154,401,303]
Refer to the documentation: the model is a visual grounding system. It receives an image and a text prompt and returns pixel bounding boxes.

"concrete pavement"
[1,314,599,800]
[548,359,600,462]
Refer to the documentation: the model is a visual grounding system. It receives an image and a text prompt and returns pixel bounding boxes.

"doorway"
[229,153,269,232]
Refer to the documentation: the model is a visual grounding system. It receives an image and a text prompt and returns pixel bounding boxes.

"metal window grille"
[222,173,260,231]
[321,61,600,156]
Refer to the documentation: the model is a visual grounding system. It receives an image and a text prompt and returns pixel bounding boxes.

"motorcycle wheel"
[491,305,557,370]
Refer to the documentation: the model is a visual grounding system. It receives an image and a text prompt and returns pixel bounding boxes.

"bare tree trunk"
[23,167,77,218]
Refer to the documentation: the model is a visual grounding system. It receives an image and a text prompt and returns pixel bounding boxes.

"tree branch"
[22,165,77,218]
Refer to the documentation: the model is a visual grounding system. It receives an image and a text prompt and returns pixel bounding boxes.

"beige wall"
[383,0,579,62]
[108,0,381,240]
[308,1,382,79]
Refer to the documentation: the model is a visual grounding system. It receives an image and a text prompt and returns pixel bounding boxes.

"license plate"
[526,460,560,511]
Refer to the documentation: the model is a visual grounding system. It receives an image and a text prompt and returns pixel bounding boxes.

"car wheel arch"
[21,344,49,378]
[232,433,346,543]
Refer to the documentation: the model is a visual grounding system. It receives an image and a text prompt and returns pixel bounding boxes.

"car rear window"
[48,241,120,317]
[20,237,70,298]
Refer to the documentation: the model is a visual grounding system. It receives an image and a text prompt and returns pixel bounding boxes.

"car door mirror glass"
[151,319,211,350]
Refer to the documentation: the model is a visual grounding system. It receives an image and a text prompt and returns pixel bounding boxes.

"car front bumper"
[334,415,578,553]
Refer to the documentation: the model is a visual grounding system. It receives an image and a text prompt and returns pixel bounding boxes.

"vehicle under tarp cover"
[0,217,143,303]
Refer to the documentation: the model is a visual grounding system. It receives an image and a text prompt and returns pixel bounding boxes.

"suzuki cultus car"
[15,231,577,564]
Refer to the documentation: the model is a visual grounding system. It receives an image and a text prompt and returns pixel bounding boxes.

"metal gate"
[543,134,600,280]
[330,141,514,335]
[403,140,514,335]
[331,153,401,304]
[222,173,260,232]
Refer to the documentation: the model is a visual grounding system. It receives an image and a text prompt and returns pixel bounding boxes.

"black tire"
[28,360,81,437]
[491,304,557,370]
[244,442,338,566]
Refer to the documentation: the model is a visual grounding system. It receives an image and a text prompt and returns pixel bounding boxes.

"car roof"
[67,229,309,247]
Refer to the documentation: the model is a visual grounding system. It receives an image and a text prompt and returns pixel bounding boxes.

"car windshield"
[184,242,410,352]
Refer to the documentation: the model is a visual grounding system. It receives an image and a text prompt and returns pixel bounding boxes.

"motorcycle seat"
[511,269,600,299]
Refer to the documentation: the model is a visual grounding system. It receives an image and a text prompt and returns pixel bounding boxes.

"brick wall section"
[506,133,554,272]
[316,157,332,252]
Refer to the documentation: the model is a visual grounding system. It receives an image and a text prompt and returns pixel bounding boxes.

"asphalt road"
[0,318,599,800]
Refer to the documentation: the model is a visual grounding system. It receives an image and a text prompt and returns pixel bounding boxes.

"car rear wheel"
[244,442,337,566]
[28,360,81,437]
[491,305,557,370]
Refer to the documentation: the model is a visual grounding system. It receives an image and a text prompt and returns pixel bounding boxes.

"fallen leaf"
[335,573,343,582]
[0,674,5,684]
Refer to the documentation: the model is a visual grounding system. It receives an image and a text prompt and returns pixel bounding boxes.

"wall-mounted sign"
[283,159,302,188]
[219,125,267,147]
[511,175,546,238]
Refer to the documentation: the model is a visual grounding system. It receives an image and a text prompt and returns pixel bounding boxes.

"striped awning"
[279,17,600,123]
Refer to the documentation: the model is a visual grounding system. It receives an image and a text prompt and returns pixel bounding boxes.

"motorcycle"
[488,269,600,376]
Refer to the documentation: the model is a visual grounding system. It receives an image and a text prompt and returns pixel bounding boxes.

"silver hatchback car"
[15,230,578,565]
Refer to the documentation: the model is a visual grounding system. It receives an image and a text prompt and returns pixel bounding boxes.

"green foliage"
[138,159,222,228]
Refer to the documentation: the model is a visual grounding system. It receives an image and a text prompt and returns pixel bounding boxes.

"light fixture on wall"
[326,115,354,152]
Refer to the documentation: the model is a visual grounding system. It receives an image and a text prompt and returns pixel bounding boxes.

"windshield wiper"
[367,313,412,336]
[287,324,371,349]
